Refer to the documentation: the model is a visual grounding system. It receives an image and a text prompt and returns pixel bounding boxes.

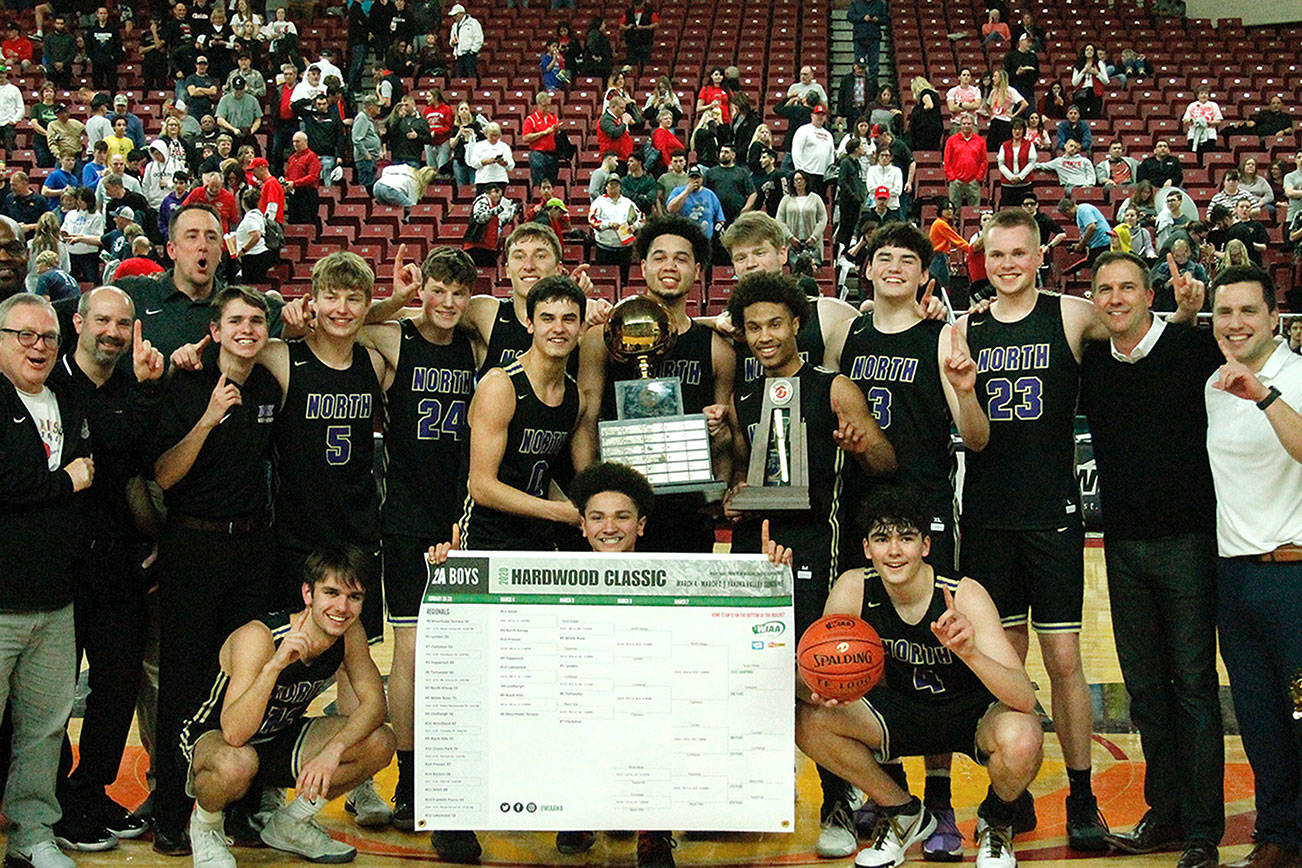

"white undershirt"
[15,386,63,469]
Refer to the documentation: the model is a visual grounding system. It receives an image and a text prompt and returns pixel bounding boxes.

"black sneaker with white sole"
[52,810,117,852]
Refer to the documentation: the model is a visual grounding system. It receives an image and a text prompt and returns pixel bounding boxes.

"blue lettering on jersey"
[848,354,920,383]
[520,428,568,455]
[410,367,475,395]
[975,342,1051,374]
[657,358,702,385]
[881,636,954,667]
[304,393,373,420]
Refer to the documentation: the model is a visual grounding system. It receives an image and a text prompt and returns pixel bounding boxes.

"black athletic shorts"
[383,535,430,626]
[183,717,319,795]
[277,544,384,643]
[959,522,1085,632]
[860,689,996,764]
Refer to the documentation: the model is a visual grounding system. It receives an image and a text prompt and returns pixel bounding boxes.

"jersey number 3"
[984,376,1043,422]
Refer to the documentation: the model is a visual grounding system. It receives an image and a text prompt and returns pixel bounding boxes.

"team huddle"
[2,196,1294,868]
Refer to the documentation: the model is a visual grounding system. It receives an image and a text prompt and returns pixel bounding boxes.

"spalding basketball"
[797,614,885,703]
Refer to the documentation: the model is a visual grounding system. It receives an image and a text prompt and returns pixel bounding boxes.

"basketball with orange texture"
[797,614,885,702]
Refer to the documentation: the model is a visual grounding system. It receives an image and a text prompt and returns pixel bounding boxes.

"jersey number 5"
[325,425,351,466]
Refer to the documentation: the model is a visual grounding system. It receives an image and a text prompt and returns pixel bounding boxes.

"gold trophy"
[729,377,811,511]
[598,296,720,493]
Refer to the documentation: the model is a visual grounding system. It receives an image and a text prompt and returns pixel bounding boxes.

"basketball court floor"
[28,541,1254,867]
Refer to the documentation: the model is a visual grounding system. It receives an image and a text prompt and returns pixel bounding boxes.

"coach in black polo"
[1077,251,1223,868]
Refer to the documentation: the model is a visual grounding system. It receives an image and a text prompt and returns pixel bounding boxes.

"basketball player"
[179,546,395,868]
[720,271,895,856]
[574,216,735,553]
[437,275,586,863]
[796,486,1043,868]
[828,221,988,860]
[368,228,605,377]
[150,285,284,855]
[953,208,1201,848]
[428,461,791,868]
[357,248,482,829]
[172,252,398,829]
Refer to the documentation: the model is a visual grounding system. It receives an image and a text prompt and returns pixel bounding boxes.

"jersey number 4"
[416,398,467,441]
[984,376,1043,422]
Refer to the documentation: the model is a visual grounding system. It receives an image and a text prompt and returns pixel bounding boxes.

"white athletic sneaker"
[5,841,75,868]
[344,779,393,828]
[251,786,285,830]
[260,808,357,863]
[189,812,236,868]
[854,800,937,868]
[975,819,1017,868]
[816,800,858,858]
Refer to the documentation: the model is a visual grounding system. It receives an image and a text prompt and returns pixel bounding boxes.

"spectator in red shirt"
[696,66,731,124]
[943,113,988,207]
[1,22,33,73]
[183,171,239,233]
[596,93,634,162]
[271,64,299,175]
[113,235,166,277]
[649,109,686,176]
[424,87,455,174]
[251,157,285,224]
[284,130,322,230]
[521,90,560,188]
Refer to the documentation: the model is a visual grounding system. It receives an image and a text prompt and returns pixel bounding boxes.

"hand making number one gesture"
[1168,251,1206,314]
[1214,337,1271,403]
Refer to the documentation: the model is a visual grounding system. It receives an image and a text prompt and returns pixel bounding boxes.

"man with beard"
[49,288,164,849]
[574,216,735,553]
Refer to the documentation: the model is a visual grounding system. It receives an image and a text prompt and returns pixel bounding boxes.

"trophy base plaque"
[729,485,810,511]
[599,413,725,496]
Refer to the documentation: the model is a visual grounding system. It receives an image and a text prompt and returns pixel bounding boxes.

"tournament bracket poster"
[414,551,795,832]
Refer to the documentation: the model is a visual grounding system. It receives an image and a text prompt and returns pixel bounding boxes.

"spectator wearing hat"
[87,6,123,90]
[448,3,483,79]
[0,66,22,156]
[184,56,221,122]
[99,206,138,270]
[1,22,34,73]
[249,157,284,223]
[46,104,86,166]
[855,184,897,236]
[589,174,644,281]
[790,101,836,197]
[225,51,265,99]
[85,94,114,156]
[667,164,726,242]
[112,94,147,150]
[215,75,261,151]
[289,63,326,108]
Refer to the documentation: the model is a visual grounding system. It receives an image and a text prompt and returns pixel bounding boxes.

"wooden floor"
[19,542,1256,867]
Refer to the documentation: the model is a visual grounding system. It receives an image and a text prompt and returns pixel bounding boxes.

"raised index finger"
[133,318,143,346]
[1217,337,1237,364]
[761,518,771,550]
[942,583,956,611]
[394,242,407,271]
[1166,251,1185,287]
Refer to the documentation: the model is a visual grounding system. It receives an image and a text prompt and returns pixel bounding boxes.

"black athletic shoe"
[52,811,117,852]
[392,795,415,832]
[1065,793,1110,851]
[430,830,481,864]
[94,795,148,840]
[636,830,676,868]
[556,831,596,854]
[1012,790,1037,834]
[224,802,267,848]
[150,821,191,857]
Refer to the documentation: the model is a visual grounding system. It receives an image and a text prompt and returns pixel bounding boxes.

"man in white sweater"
[0,65,23,155]
[791,104,836,196]
[1036,138,1096,192]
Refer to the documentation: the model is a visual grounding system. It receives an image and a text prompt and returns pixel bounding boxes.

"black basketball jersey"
[383,320,477,538]
[601,320,716,418]
[735,296,824,388]
[860,571,991,705]
[178,610,346,752]
[460,360,580,551]
[479,297,531,379]
[964,293,1080,529]
[840,314,953,499]
[732,364,845,571]
[274,341,381,550]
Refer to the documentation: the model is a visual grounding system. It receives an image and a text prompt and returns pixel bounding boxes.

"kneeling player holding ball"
[796,487,1043,868]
